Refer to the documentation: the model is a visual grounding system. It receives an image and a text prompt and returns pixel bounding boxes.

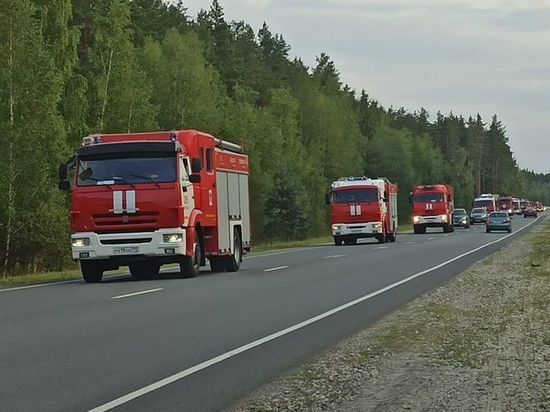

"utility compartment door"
[239,174,251,245]
[216,171,230,252]
[227,173,240,219]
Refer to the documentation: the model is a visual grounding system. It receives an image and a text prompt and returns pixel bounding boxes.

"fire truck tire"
[334,236,343,246]
[413,224,426,234]
[180,233,201,278]
[389,231,397,242]
[443,224,451,233]
[130,262,160,280]
[209,258,226,273]
[225,231,242,272]
[81,261,103,283]
[377,231,387,244]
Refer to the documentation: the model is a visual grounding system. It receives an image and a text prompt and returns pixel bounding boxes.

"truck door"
[180,157,194,226]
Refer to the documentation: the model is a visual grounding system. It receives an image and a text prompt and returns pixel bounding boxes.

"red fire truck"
[412,184,455,234]
[59,130,251,283]
[499,196,513,214]
[328,177,398,245]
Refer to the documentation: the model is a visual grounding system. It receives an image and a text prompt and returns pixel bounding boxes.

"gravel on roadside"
[232,218,550,412]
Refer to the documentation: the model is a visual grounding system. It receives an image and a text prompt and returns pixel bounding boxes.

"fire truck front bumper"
[71,229,187,261]
[331,222,384,237]
[412,215,448,226]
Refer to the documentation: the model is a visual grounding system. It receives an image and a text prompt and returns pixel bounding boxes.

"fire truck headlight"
[331,225,341,234]
[163,233,183,243]
[441,215,448,222]
[413,216,421,224]
[72,238,90,247]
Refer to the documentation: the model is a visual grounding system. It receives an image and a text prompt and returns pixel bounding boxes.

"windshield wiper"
[80,176,112,188]
[112,177,136,188]
[128,174,161,188]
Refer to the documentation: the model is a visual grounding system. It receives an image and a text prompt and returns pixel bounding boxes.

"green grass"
[251,235,333,253]
[0,268,83,289]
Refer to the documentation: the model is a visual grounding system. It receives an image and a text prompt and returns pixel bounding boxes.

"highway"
[0,216,543,412]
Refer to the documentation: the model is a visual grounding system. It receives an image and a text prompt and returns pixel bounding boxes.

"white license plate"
[113,246,139,255]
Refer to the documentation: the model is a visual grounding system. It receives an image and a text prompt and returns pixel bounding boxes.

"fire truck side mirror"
[58,180,71,191]
[191,158,202,174]
[324,193,331,205]
[189,174,201,183]
[59,162,67,180]
[408,192,413,203]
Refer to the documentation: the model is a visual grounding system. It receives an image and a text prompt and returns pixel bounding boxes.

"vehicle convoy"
[473,193,499,213]
[411,184,455,234]
[59,130,251,283]
[470,207,489,224]
[453,208,470,228]
[329,177,398,245]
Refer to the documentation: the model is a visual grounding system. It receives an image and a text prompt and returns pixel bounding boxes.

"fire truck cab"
[412,184,455,234]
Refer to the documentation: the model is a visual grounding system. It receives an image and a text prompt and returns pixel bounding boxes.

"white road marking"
[88,216,542,412]
[406,241,415,244]
[374,246,388,250]
[111,288,163,300]
[245,247,324,260]
[323,254,348,259]
[0,274,130,293]
[428,237,434,240]
[264,266,289,272]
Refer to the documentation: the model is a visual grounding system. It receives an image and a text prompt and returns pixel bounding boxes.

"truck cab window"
[206,148,213,172]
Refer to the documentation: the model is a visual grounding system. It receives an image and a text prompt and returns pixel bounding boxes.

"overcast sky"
[183,0,550,173]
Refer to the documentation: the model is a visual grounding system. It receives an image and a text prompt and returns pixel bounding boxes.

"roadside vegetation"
[1,0,550,278]
[234,217,550,411]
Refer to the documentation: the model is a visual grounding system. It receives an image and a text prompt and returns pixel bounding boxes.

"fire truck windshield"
[414,193,444,203]
[333,188,378,203]
[77,156,177,186]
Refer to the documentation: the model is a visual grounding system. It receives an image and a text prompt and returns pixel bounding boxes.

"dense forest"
[0,0,549,276]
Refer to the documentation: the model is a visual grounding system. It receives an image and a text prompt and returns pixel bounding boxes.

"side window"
[200,147,205,171]
[206,148,213,172]
[180,158,189,181]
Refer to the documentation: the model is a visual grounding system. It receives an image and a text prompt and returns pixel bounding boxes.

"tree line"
[0,0,548,276]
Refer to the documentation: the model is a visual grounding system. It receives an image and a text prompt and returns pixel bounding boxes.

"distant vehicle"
[512,198,522,215]
[453,208,470,228]
[470,207,488,224]
[412,184,454,234]
[474,193,499,213]
[499,196,513,214]
[523,205,538,218]
[329,176,398,245]
[486,212,512,233]
[520,199,529,212]
[534,201,544,213]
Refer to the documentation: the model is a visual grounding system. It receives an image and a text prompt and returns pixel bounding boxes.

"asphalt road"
[0,215,544,412]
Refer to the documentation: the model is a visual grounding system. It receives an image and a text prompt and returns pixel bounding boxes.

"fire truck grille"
[93,212,159,227]
[100,238,152,245]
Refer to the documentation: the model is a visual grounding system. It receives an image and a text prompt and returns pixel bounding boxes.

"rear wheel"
[81,261,103,283]
[180,232,201,278]
[225,230,242,272]
[209,257,226,273]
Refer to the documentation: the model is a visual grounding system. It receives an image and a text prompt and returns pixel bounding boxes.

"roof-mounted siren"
[170,131,178,142]
[81,134,102,146]
[215,138,242,154]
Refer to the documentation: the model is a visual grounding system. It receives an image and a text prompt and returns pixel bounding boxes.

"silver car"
[470,207,488,224]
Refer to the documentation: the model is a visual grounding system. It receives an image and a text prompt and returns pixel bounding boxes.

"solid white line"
[374,246,388,250]
[111,288,163,300]
[263,266,289,272]
[88,216,541,412]
[323,254,348,259]
[245,247,325,260]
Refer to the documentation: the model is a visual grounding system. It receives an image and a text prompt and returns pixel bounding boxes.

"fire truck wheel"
[80,261,103,283]
[226,231,242,272]
[130,262,160,280]
[209,258,226,273]
[334,236,343,246]
[413,224,425,234]
[180,233,201,278]
[389,231,397,242]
